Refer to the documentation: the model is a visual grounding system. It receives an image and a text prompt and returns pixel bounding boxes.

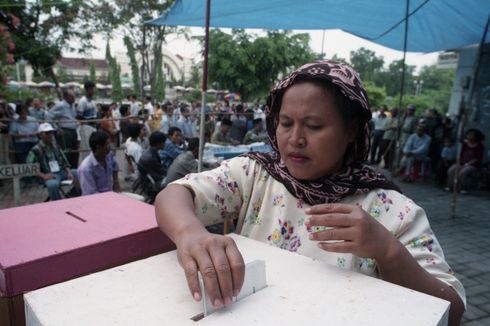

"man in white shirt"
[176,105,195,139]
[128,94,140,117]
[370,106,388,164]
[142,95,154,117]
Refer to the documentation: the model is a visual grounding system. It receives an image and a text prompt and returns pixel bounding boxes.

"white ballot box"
[24,234,449,326]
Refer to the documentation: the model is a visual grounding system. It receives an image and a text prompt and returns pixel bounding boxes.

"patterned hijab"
[245,60,400,205]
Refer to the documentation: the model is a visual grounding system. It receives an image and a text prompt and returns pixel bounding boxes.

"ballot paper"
[200,260,267,317]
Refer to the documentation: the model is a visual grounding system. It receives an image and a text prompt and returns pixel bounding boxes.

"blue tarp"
[148,0,490,53]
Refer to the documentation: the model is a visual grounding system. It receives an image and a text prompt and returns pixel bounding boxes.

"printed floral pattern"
[408,234,433,252]
[170,157,464,304]
[267,219,301,252]
[272,194,286,207]
[337,257,346,268]
[369,191,394,218]
[247,201,262,225]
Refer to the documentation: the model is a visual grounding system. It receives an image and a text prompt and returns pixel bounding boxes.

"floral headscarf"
[245,60,400,205]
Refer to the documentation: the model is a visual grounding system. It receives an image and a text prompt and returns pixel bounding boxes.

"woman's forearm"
[154,184,207,243]
[378,239,465,326]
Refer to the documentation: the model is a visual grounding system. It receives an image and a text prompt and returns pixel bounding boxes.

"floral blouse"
[171,156,466,304]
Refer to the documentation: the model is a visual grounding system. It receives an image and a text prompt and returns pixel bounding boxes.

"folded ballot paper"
[199,260,267,318]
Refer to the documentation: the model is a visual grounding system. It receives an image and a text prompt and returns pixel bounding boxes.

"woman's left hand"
[304,203,400,263]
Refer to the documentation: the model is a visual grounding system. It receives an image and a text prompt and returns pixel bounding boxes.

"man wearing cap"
[27,123,78,200]
[48,89,79,168]
[397,121,432,182]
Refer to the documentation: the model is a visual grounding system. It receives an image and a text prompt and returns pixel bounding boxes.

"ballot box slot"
[190,312,205,322]
[65,211,87,223]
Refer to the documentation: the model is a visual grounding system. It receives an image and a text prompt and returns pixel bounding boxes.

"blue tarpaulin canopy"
[148,0,490,53]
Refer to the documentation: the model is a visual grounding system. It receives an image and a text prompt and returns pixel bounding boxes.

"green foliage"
[105,42,123,102]
[91,0,183,98]
[0,21,16,88]
[364,81,386,108]
[185,92,215,103]
[153,60,165,102]
[89,60,96,83]
[350,48,384,82]
[334,49,454,113]
[1,0,97,84]
[187,65,202,89]
[330,54,349,65]
[56,67,69,83]
[123,36,141,95]
[4,87,38,102]
[203,29,316,101]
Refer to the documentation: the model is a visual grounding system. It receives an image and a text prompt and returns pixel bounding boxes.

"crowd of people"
[368,104,487,193]
[0,80,269,202]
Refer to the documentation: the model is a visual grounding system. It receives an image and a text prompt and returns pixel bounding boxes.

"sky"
[89,27,440,74]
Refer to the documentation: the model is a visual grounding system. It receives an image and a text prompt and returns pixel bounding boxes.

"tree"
[0,20,17,88]
[89,60,96,83]
[417,65,455,111]
[105,41,123,101]
[330,54,349,65]
[365,81,386,108]
[153,59,165,102]
[377,59,416,97]
[123,36,141,95]
[91,0,182,99]
[187,64,202,89]
[204,29,316,100]
[349,48,384,83]
[1,0,96,93]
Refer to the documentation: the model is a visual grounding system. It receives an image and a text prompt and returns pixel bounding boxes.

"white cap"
[38,122,55,133]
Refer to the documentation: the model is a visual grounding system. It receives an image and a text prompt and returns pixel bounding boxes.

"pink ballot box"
[0,192,175,326]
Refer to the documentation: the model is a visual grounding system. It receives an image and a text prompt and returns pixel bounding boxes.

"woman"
[155,61,465,325]
[446,128,485,193]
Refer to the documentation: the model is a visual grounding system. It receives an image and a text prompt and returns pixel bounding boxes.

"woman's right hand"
[175,228,245,309]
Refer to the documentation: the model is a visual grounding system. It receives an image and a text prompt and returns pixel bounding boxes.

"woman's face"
[276,82,356,180]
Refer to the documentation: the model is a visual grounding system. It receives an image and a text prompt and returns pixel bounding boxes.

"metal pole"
[198,0,211,172]
[141,25,147,99]
[398,0,410,111]
[392,0,410,171]
[13,177,20,206]
[450,13,490,219]
[320,30,326,59]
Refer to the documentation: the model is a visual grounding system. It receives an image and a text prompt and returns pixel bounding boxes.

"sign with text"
[0,163,40,179]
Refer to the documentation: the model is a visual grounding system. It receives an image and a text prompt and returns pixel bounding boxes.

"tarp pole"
[198,0,211,172]
[392,0,410,171]
[450,13,490,219]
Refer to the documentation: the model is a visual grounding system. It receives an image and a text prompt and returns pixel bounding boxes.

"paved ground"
[0,171,489,324]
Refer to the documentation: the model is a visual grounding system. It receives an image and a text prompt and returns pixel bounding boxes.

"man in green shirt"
[27,123,77,200]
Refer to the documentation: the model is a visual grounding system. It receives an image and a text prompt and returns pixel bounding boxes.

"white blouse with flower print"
[170,156,466,305]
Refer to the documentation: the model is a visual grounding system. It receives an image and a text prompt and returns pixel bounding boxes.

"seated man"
[26,123,77,200]
[77,131,121,195]
[243,118,268,144]
[211,118,234,145]
[124,123,145,180]
[163,137,200,187]
[160,126,185,169]
[139,131,167,187]
[398,121,431,182]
